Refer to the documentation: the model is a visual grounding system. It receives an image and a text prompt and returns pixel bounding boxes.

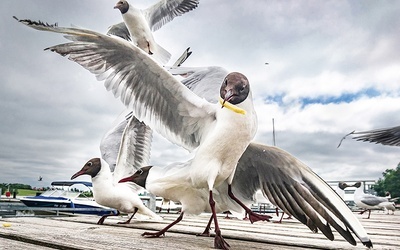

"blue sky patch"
[264,88,381,107]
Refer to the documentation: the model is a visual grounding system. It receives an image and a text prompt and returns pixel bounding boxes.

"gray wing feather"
[233,142,372,247]
[102,63,225,174]
[352,125,400,146]
[360,195,388,206]
[16,19,216,151]
[106,22,131,41]
[144,0,199,32]
[113,114,153,183]
[100,110,133,171]
[166,66,229,104]
[171,47,192,67]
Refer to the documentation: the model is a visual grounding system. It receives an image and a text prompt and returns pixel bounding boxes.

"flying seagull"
[338,125,400,147]
[16,18,261,249]
[71,111,161,224]
[113,0,199,64]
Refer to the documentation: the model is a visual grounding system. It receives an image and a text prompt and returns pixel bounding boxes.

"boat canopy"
[51,181,93,187]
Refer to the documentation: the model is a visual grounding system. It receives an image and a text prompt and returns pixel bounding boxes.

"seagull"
[38,176,43,181]
[338,125,400,147]
[71,112,162,224]
[125,64,371,247]
[353,182,394,219]
[61,59,374,247]
[120,142,373,248]
[16,19,260,249]
[114,0,199,64]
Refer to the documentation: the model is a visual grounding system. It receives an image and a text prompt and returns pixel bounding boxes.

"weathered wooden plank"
[99,213,400,249]
[0,217,303,250]
[1,211,399,249]
[56,213,400,249]
[0,237,55,250]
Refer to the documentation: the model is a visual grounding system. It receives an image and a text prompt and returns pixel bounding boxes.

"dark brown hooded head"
[114,0,129,14]
[118,166,153,188]
[71,158,102,180]
[220,72,250,106]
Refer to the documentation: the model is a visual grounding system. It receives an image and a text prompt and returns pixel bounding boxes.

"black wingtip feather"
[13,16,58,28]
[364,240,373,248]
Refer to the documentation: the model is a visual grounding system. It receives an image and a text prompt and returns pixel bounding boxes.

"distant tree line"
[0,183,32,194]
[373,162,400,203]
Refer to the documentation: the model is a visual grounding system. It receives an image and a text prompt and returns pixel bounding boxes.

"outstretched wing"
[170,47,192,67]
[113,114,153,184]
[16,17,217,151]
[144,0,199,32]
[100,110,133,171]
[166,66,229,104]
[106,22,131,41]
[352,126,400,146]
[233,142,372,248]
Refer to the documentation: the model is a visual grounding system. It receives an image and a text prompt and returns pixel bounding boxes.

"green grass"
[16,189,41,196]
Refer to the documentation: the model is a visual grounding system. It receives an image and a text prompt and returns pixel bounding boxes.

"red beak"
[119,176,133,183]
[71,170,85,180]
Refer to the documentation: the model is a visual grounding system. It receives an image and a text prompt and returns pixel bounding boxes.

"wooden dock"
[1,211,399,249]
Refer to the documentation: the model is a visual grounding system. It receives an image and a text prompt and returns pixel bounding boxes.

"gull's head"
[114,0,129,14]
[220,72,250,107]
[119,166,152,188]
[353,182,362,188]
[338,182,349,190]
[71,158,101,179]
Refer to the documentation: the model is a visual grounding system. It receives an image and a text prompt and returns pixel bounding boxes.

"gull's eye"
[87,162,93,167]
[138,169,144,175]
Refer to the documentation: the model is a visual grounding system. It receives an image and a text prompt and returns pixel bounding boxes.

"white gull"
[115,65,372,248]
[353,182,395,219]
[113,0,199,64]
[71,111,162,224]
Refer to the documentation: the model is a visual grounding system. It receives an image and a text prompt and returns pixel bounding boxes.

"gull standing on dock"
[353,182,396,219]
[120,141,373,248]
[71,111,162,224]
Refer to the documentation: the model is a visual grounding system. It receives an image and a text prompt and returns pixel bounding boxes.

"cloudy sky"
[1,0,399,188]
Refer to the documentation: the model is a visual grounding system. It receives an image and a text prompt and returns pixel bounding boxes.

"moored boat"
[20,181,117,216]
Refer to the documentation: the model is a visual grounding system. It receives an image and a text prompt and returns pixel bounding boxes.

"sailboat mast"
[272,118,276,146]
